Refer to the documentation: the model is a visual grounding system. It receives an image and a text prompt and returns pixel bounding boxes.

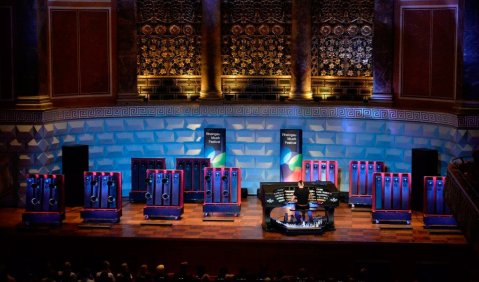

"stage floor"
[0,196,468,244]
[1,197,478,281]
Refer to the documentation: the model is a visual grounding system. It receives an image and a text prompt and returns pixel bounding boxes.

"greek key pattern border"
[2,105,479,128]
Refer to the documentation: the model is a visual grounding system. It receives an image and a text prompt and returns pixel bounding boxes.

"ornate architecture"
[137,0,201,76]
[311,0,374,77]
[221,0,291,76]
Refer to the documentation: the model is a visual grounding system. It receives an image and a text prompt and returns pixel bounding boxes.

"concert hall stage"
[0,197,476,281]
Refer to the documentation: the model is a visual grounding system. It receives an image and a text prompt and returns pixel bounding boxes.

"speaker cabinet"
[81,171,122,223]
[62,145,89,207]
[412,148,438,211]
[349,161,385,206]
[203,167,241,216]
[176,158,210,202]
[372,172,412,224]
[143,169,184,219]
[302,160,339,187]
[423,176,457,227]
[22,174,64,225]
[130,158,166,202]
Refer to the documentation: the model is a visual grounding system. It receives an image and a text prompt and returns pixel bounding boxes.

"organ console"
[260,181,339,235]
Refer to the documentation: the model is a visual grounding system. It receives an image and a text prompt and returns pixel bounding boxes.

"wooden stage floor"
[0,196,468,243]
[0,197,477,281]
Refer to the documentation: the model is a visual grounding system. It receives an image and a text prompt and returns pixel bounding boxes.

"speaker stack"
[22,174,65,225]
[302,160,339,187]
[348,161,385,206]
[62,145,89,207]
[176,158,210,202]
[423,176,457,227]
[203,167,241,216]
[372,172,412,224]
[143,169,184,219]
[412,148,438,211]
[81,171,122,223]
[129,158,166,202]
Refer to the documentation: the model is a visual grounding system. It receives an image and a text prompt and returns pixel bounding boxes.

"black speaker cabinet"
[62,145,89,207]
[130,158,166,202]
[411,148,438,211]
[176,158,210,202]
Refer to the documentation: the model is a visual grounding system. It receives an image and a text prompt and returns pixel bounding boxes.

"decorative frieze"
[2,105,476,129]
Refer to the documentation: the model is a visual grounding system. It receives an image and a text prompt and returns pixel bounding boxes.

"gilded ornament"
[222,0,291,76]
[231,25,243,35]
[141,25,153,35]
[245,24,256,35]
[312,0,373,77]
[272,25,284,35]
[320,25,331,36]
[183,25,194,35]
[361,25,372,36]
[347,25,358,36]
[155,25,167,35]
[333,25,345,36]
[169,25,181,35]
[258,24,270,35]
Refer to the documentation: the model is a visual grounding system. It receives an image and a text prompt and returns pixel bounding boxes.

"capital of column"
[16,95,53,110]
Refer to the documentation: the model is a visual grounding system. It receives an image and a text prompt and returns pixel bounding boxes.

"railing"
[445,162,479,246]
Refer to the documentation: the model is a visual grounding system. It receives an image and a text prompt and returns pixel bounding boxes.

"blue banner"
[280,129,302,182]
[204,128,226,168]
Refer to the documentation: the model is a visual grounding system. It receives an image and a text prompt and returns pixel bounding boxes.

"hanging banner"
[280,129,302,182]
[204,128,226,168]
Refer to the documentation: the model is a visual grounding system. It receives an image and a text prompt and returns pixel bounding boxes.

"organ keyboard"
[260,181,339,234]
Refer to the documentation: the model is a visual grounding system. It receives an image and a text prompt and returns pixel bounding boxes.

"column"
[15,0,53,110]
[117,0,141,104]
[371,0,394,105]
[200,0,222,101]
[289,0,313,101]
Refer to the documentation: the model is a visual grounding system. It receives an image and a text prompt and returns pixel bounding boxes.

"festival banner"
[280,129,302,182]
[204,128,226,168]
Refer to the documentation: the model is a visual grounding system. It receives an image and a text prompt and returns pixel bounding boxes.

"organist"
[291,180,314,224]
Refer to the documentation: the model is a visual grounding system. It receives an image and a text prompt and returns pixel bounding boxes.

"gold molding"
[16,95,54,110]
